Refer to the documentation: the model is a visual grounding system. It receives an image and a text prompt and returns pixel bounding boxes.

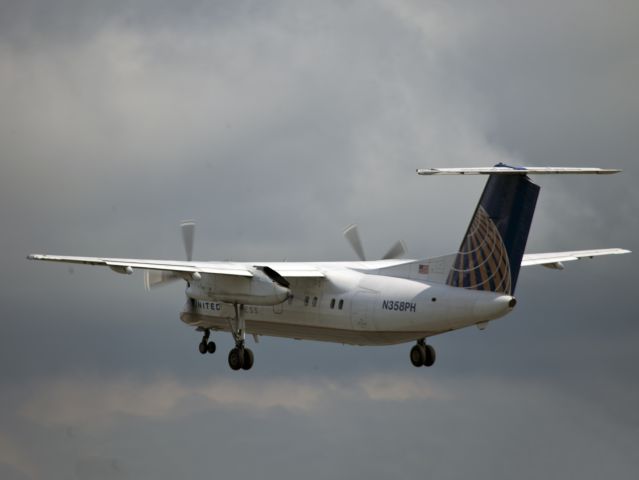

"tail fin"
[446,173,540,295]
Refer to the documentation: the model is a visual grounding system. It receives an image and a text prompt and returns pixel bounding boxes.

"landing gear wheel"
[206,341,216,354]
[198,329,212,355]
[424,344,436,367]
[410,344,426,367]
[241,348,254,370]
[228,347,244,371]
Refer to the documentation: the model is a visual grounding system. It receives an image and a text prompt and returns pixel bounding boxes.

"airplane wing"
[26,254,254,277]
[26,254,326,290]
[521,248,630,269]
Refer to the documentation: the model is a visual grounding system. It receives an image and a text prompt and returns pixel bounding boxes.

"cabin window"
[330,298,335,309]
[338,299,344,310]
[312,296,318,307]
[288,295,294,305]
[304,296,309,306]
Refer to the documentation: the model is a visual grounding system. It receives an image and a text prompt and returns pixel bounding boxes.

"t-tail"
[447,173,539,294]
[416,163,621,295]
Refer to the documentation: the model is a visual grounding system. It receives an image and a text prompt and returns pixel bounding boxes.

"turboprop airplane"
[27,164,630,371]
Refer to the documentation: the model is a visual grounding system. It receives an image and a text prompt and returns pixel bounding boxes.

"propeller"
[144,220,196,290]
[382,239,407,260]
[343,224,366,261]
[343,224,407,261]
[181,221,195,261]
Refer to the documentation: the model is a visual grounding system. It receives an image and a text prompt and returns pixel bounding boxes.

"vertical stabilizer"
[447,174,540,294]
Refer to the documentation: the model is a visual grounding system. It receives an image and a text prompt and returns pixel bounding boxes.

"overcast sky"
[1,1,638,479]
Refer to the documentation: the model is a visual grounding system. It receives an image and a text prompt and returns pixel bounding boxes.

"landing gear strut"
[198,329,216,355]
[227,303,254,371]
[410,339,436,367]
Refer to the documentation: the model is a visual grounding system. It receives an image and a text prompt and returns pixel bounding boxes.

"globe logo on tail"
[446,206,512,295]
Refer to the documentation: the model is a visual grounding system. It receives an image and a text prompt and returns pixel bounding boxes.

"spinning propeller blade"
[382,240,407,260]
[181,221,196,261]
[343,224,366,261]
[145,220,196,290]
[343,224,407,261]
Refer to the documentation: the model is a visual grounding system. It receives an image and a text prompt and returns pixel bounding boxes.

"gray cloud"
[2,372,638,479]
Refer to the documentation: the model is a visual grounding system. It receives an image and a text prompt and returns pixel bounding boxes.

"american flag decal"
[446,206,512,294]
[418,264,429,274]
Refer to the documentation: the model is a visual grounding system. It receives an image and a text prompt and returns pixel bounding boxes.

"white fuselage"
[179,261,515,345]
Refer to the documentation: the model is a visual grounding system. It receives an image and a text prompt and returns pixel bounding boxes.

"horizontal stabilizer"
[417,166,621,176]
[522,248,631,268]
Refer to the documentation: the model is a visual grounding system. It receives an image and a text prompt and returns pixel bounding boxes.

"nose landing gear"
[410,339,436,367]
[197,329,216,354]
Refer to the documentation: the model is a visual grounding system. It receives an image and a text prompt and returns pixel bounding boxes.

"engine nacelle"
[186,268,290,306]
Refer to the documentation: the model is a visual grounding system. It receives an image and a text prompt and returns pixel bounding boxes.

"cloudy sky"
[1,0,638,478]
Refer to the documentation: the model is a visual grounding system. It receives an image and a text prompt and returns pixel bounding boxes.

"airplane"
[27,164,630,371]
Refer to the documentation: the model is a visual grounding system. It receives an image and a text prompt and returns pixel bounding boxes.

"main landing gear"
[228,345,254,371]
[227,303,254,371]
[410,339,436,367]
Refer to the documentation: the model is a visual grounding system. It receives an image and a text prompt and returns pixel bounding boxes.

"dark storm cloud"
[1,1,638,479]
[0,0,257,44]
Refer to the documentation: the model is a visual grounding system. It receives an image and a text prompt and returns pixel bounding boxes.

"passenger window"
[304,296,309,306]
[338,299,344,310]
[330,298,335,309]
[288,295,294,305]
[312,296,318,307]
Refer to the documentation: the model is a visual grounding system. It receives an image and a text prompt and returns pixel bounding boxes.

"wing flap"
[276,269,325,278]
[253,264,325,278]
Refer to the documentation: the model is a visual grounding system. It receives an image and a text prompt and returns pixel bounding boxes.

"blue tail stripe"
[480,175,539,293]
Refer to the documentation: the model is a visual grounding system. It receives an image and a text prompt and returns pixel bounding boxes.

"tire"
[228,348,244,370]
[198,342,207,355]
[207,341,216,354]
[424,344,436,367]
[410,344,425,367]
[241,348,254,370]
